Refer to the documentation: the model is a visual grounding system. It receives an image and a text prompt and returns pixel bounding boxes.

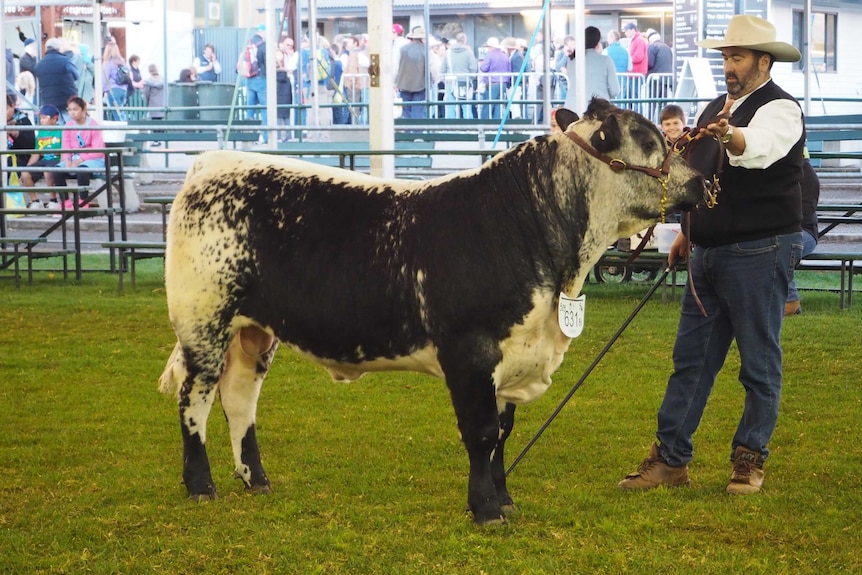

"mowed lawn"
[1,261,860,574]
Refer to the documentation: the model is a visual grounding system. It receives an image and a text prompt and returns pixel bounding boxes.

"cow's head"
[563,99,706,236]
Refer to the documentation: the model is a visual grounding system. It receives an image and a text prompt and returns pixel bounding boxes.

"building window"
[793,10,837,73]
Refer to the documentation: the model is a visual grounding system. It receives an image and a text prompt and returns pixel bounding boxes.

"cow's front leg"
[443,360,505,525]
[220,326,277,494]
[491,402,517,515]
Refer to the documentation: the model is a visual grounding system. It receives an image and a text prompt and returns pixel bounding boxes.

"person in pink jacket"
[53,96,106,205]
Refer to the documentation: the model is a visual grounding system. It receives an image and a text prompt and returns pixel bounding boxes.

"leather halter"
[564,129,676,259]
[565,130,675,184]
[565,127,716,317]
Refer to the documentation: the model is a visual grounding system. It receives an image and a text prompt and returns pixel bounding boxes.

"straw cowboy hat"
[407,27,426,40]
[696,15,801,62]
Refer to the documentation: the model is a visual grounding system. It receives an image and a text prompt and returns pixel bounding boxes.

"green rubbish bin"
[167,82,199,120]
[197,82,237,122]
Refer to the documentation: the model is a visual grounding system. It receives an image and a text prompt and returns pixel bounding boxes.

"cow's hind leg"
[219,325,278,494]
[492,402,517,515]
[176,341,229,500]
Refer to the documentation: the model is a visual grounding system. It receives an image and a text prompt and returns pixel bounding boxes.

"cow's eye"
[643,140,657,152]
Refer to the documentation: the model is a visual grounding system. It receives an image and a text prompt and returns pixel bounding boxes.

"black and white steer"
[159,100,705,525]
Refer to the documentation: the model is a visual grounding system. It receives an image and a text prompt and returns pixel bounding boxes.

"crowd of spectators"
[4,22,675,135]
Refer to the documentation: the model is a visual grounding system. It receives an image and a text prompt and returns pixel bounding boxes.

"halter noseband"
[565,126,714,317]
[565,129,674,221]
[565,130,674,182]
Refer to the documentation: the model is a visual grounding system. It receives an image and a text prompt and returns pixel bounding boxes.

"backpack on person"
[315,48,330,82]
[238,39,263,78]
[114,63,131,86]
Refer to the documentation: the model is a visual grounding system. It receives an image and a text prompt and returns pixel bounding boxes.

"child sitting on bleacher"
[21,104,63,209]
[52,96,105,207]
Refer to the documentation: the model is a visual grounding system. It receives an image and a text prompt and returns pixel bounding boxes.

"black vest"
[690,80,804,247]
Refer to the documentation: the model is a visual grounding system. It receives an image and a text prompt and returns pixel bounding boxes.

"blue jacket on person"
[34,47,79,111]
[5,49,15,96]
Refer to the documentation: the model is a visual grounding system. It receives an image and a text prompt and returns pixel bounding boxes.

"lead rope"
[683,213,708,317]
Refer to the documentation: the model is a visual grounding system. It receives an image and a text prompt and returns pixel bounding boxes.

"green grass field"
[2,259,860,574]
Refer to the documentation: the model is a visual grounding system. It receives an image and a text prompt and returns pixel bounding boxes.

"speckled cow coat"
[159,100,705,525]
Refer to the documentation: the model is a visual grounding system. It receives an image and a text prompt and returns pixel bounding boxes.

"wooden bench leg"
[131,252,137,289]
[118,249,126,291]
[26,246,34,286]
[13,245,21,289]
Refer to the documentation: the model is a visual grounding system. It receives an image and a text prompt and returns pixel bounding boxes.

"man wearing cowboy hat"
[619,15,804,495]
[395,27,429,119]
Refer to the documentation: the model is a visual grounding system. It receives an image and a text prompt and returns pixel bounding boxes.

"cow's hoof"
[474,514,507,527]
[187,491,218,502]
[246,484,272,495]
[501,503,519,517]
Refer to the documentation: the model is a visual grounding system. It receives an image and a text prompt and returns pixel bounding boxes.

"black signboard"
[673,1,771,100]
[701,0,735,91]
[674,0,700,72]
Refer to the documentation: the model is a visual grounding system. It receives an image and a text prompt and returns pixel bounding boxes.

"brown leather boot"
[618,443,690,489]
[727,445,765,494]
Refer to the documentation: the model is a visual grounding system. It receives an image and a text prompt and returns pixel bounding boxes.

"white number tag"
[558,293,586,338]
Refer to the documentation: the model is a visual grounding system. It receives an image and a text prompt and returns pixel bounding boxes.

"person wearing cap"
[21,104,63,209]
[441,32,478,119]
[478,37,511,119]
[645,31,673,119]
[392,23,410,80]
[618,15,805,496]
[33,37,79,121]
[622,22,647,76]
[395,27,429,119]
[20,37,38,77]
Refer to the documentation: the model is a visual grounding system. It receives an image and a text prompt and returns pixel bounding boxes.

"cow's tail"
[158,340,185,396]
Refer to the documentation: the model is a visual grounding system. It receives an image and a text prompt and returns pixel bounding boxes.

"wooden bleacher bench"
[394,117,535,146]
[125,119,262,145]
[0,237,74,287]
[598,241,861,310]
[101,240,167,290]
[804,114,862,168]
[272,141,435,172]
[797,243,862,309]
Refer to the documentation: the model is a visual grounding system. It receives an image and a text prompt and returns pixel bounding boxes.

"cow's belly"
[492,290,572,405]
[295,344,444,382]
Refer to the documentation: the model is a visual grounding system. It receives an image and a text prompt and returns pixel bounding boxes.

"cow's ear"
[584,97,615,121]
[590,114,622,153]
[555,108,579,131]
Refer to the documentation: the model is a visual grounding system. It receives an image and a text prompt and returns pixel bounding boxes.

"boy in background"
[21,104,63,209]
[659,104,690,146]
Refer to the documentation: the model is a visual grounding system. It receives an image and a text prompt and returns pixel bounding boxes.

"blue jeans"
[107,88,127,121]
[487,83,505,119]
[245,76,267,141]
[786,230,818,303]
[656,233,802,466]
[399,89,427,119]
[444,91,473,119]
